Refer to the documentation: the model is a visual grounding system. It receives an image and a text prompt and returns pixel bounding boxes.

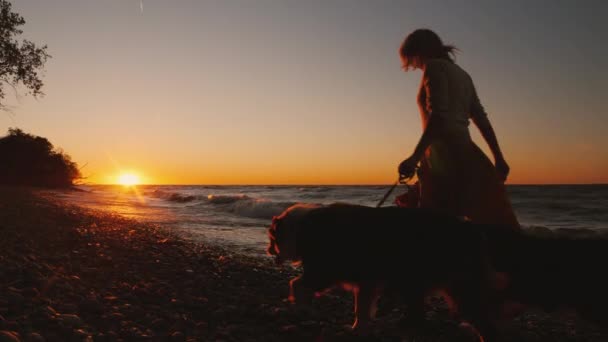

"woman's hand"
[398,155,419,179]
[495,157,510,182]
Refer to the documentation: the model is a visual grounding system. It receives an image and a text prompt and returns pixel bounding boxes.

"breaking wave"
[206,194,295,219]
[146,190,199,203]
[148,191,296,220]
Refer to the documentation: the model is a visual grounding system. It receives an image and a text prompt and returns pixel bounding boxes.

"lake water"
[57,184,608,256]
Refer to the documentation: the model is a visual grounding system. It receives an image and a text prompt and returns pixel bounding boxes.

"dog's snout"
[267,237,279,257]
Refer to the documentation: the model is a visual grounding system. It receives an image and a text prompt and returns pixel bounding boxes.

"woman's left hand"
[398,155,419,178]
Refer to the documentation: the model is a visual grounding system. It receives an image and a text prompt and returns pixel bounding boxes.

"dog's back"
[294,205,488,289]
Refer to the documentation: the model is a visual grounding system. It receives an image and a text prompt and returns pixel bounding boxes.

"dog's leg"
[450,285,493,342]
[352,282,380,333]
[450,264,500,342]
[499,300,527,320]
[288,275,314,305]
[400,287,426,330]
[453,231,506,342]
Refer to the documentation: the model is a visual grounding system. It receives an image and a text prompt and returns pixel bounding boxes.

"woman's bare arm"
[470,84,510,181]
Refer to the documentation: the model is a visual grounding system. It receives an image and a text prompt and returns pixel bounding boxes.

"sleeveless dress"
[414,59,519,228]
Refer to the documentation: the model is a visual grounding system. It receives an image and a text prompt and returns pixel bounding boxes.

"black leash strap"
[376,180,400,208]
[376,174,414,208]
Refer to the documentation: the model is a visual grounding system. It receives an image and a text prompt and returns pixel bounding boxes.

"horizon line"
[80,183,608,187]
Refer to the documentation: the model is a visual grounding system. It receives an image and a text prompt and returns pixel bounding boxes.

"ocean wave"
[206,194,295,219]
[147,191,295,219]
[146,190,198,203]
[230,199,295,219]
[206,194,250,204]
[521,225,608,238]
[297,186,332,192]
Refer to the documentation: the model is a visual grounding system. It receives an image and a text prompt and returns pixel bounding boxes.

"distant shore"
[0,187,605,341]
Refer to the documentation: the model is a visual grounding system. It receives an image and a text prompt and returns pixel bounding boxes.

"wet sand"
[0,187,605,341]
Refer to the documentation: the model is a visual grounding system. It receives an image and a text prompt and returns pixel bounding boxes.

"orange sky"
[2,1,607,185]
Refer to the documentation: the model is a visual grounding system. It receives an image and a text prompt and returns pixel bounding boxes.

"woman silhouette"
[397,29,519,228]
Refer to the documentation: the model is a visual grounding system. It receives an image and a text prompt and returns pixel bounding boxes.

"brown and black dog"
[268,204,608,340]
[267,203,504,341]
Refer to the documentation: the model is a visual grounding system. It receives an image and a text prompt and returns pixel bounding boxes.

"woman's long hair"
[399,29,457,71]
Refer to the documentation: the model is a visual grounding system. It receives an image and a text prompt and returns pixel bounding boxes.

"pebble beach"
[0,187,606,342]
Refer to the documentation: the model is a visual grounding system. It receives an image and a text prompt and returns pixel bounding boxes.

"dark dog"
[483,225,608,326]
[267,203,504,341]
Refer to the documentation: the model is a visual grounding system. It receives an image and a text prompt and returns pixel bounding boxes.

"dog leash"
[376,173,415,208]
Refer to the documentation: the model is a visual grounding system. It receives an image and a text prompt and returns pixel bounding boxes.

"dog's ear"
[271,216,283,232]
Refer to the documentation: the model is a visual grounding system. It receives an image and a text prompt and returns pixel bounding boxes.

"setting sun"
[117,173,140,186]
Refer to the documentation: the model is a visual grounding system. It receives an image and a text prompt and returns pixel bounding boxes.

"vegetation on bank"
[0,128,81,188]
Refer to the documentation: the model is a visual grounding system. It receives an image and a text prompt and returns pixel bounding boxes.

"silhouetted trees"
[0,0,50,110]
[0,128,81,187]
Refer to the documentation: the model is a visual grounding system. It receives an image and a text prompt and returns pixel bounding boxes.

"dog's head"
[267,203,320,265]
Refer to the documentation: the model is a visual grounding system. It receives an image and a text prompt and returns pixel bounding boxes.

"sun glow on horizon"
[117,173,141,187]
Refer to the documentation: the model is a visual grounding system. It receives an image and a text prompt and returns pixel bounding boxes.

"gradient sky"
[2,0,607,184]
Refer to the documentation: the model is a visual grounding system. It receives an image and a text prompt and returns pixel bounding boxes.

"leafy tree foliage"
[0,0,50,109]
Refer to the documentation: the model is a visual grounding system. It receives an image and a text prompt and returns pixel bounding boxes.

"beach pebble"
[25,333,44,342]
[72,329,91,340]
[300,320,317,328]
[57,303,77,314]
[29,310,53,326]
[122,326,145,338]
[169,331,185,341]
[150,318,169,331]
[21,288,39,298]
[57,314,83,327]
[4,293,24,306]
[30,295,50,306]
[44,306,58,316]
[78,298,103,314]
[109,312,125,320]
[280,325,298,333]
[55,282,74,292]
[30,272,45,285]
[2,323,18,332]
[195,321,208,332]
[0,331,20,342]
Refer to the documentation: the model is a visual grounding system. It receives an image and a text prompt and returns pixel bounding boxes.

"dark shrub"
[0,128,81,187]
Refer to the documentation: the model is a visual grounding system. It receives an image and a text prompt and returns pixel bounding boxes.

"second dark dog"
[483,224,608,326]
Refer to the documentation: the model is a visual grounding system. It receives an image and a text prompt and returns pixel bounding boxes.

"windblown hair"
[399,29,457,71]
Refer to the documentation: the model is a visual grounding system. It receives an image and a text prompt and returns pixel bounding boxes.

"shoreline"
[0,187,606,341]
